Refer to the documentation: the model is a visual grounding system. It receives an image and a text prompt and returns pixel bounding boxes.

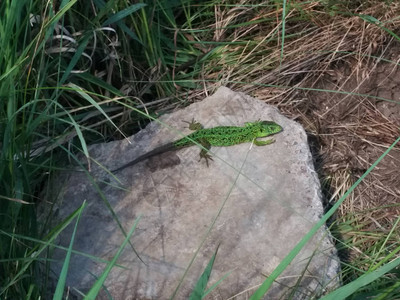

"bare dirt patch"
[307,46,400,211]
[278,43,400,248]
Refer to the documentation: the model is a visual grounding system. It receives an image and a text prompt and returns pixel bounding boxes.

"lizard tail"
[111,142,176,173]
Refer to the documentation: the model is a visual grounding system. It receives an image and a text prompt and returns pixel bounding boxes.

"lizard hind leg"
[198,138,213,167]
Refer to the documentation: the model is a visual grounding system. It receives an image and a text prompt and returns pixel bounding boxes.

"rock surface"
[40,87,340,299]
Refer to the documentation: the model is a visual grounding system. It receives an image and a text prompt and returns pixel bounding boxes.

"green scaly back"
[173,121,282,148]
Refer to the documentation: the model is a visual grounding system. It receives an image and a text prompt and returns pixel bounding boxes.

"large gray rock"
[40,87,340,299]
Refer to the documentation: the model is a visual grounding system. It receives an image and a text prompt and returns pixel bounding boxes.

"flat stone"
[39,87,340,299]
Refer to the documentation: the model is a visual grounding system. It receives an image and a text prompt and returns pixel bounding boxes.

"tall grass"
[0,0,144,297]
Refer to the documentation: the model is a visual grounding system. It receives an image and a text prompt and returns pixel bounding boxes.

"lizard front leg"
[183,118,203,131]
[254,138,275,146]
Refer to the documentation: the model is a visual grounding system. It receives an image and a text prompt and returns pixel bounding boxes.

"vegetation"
[1,0,399,298]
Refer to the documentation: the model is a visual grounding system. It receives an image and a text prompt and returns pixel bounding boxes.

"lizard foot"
[199,151,213,167]
[183,118,203,131]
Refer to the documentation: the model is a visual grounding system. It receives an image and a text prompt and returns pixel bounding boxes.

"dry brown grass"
[189,0,400,264]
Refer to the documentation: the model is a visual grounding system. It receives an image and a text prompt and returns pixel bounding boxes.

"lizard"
[111,120,283,173]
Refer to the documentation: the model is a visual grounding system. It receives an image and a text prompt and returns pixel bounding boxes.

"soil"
[297,44,400,227]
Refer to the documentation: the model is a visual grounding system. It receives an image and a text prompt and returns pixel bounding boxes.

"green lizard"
[112,120,283,172]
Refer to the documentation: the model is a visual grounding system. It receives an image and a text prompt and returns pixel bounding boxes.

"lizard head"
[252,121,283,137]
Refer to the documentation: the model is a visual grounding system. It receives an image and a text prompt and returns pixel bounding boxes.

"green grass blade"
[358,14,400,42]
[280,0,287,68]
[84,215,142,299]
[66,83,127,140]
[0,203,85,295]
[0,57,29,82]
[27,0,78,63]
[249,135,400,299]
[53,201,87,300]
[374,280,400,300]
[189,244,220,300]
[75,73,123,96]
[57,34,91,88]
[202,271,231,299]
[116,20,142,44]
[370,216,400,271]
[102,3,147,26]
[320,257,400,300]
